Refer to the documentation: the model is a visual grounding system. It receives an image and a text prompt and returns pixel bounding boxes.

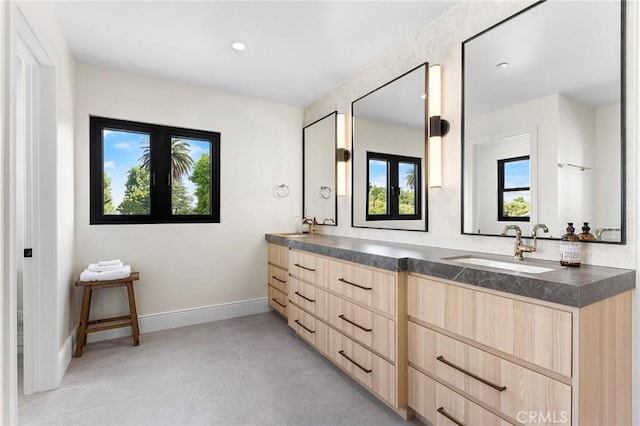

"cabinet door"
[268,286,288,317]
[289,277,328,318]
[267,243,288,269]
[289,250,327,285]
[327,326,396,406]
[268,265,288,294]
[327,259,396,316]
[326,292,396,362]
[408,275,572,377]
[408,368,513,426]
[409,322,571,424]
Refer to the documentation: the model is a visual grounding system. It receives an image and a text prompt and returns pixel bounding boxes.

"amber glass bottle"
[578,222,596,242]
[560,223,581,266]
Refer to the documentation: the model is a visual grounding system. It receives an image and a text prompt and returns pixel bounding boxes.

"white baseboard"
[86,297,270,344]
[58,334,74,384]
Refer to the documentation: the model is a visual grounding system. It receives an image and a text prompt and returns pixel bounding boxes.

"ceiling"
[50,1,459,108]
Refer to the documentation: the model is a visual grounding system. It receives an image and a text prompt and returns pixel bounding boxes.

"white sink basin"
[449,256,555,274]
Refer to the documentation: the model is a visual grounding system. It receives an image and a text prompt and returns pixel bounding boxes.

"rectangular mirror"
[352,63,427,231]
[303,111,338,225]
[462,0,625,243]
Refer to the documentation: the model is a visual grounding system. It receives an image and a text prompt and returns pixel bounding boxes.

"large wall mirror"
[352,63,427,231]
[303,111,338,225]
[462,0,625,243]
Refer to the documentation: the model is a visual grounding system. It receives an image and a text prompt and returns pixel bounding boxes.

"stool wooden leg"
[74,286,92,357]
[126,281,140,346]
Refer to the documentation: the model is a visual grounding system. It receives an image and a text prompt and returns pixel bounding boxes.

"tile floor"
[18,312,418,425]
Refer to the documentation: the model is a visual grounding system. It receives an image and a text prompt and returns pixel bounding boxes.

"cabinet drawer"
[289,277,328,317]
[268,286,288,317]
[326,292,396,362]
[409,322,571,424]
[268,265,288,294]
[409,368,513,426]
[267,243,288,269]
[289,250,327,285]
[327,326,396,406]
[288,304,327,350]
[408,275,572,377]
[327,260,396,316]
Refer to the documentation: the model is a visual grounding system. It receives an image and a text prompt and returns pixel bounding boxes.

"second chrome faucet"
[500,224,549,261]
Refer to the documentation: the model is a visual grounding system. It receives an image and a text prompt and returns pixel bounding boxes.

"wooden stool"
[73,272,140,357]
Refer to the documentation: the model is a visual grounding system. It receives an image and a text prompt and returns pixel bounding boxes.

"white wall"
[352,118,425,230]
[595,103,622,230]
[74,64,303,323]
[1,1,8,422]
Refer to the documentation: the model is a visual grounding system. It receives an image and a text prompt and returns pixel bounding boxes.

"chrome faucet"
[595,228,619,241]
[501,224,548,261]
[302,217,318,235]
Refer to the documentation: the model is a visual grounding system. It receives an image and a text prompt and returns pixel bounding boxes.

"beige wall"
[74,64,303,320]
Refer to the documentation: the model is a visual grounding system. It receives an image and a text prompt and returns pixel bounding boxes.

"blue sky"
[369,159,415,191]
[504,159,529,188]
[103,129,209,209]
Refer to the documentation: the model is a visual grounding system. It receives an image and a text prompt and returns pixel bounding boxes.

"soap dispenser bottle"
[560,223,581,267]
[579,222,596,241]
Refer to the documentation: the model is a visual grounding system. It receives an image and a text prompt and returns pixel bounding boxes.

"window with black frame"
[366,152,421,221]
[90,116,220,224]
[497,155,530,222]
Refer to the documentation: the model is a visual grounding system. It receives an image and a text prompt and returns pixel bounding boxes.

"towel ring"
[320,186,332,199]
[276,184,290,198]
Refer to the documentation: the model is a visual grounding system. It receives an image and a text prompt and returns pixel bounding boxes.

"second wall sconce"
[428,64,450,188]
[335,113,349,197]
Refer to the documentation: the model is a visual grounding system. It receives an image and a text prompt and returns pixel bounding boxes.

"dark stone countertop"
[265,233,635,308]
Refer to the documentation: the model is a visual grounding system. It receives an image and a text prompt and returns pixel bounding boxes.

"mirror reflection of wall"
[352,63,427,231]
[303,112,337,225]
[462,0,624,243]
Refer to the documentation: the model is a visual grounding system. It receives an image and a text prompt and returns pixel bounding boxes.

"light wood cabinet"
[409,368,513,426]
[267,243,288,318]
[407,273,631,426]
[287,250,409,419]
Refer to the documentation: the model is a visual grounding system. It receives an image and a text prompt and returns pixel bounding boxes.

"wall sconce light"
[428,64,450,188]
[336,113,349,197]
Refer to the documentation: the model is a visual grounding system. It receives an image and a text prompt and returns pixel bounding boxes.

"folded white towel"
[98,259,121,266]
[80,265,131,282]
[87,262,124,272]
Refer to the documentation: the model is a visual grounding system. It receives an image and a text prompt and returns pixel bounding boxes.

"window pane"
[504,159,529,189]
[398,162,417,215]
[103,129,150,215]
[368,159,388,215]
[171,136,211,215]
[502,190,531,218]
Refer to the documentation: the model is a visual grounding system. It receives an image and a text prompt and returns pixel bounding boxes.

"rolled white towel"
[79,265,131,282]
[98,259,121,266]
[87,262,124,272]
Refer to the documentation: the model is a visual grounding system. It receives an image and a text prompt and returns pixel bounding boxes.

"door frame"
[3,3,59,423]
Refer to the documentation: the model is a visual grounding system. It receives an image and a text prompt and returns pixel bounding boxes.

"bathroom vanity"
[265,233,634,425]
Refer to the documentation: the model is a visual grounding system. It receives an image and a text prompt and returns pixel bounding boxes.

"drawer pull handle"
[338,314,372,332]
[436,355,507,392]
[271,298,287,308]
[338,350,372,373]
[271,276,287,284]
[294,291,316,303]
[437,407,465,426]
[338,278,372,291]
[294,319,315,334]
[294,263,315,272]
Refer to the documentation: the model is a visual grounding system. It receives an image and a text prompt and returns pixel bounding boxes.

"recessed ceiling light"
[496,62,509,69]
[231,41,246,51]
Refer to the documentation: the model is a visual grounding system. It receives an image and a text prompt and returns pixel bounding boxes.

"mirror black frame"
[303,111,339,226]
[460,0,626,244]
[351,62,429,232]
